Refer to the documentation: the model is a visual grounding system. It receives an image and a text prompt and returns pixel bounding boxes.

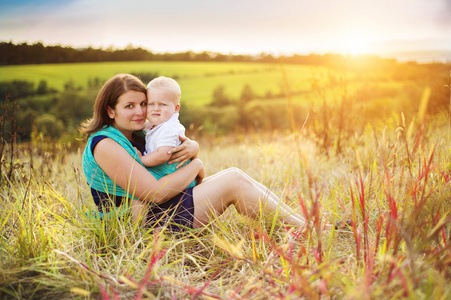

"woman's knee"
[225,167,247,178]
[227,167,253,191]
[212,168,248,195]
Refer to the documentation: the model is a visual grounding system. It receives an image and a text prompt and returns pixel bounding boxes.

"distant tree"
[195,51,212,61]
[133,72,159,84]
[210,85,232,107]
[0,80,35,99]
[87,77,103,89]
[257,53,276,63]
[35,113,64,137]
[239,84,255,104]
[212,53,231,62]
[36,80,49,95]
[237,85,256,129]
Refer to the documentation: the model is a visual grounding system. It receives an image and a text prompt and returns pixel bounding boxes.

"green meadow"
[0,61,333,106]
[0,59,449,148]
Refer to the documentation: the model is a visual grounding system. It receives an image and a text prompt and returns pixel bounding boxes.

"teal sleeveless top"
[82,126,196,201]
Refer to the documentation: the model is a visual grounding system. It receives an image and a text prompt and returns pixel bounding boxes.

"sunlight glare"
[337,29,374,55]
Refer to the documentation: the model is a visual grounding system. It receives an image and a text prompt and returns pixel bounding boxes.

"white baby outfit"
[144,113,185,155]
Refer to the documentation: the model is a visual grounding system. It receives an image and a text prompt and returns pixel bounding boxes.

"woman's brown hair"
[80,74,147,137]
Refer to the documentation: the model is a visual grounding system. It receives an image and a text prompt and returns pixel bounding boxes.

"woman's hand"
[168,136,199,168]
[196,163,205,185]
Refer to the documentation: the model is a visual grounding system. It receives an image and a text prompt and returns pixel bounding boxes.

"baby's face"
[146,88,180,126]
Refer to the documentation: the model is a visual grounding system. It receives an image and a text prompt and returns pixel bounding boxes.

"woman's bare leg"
[202,168,286,202]
[192,167,307,228]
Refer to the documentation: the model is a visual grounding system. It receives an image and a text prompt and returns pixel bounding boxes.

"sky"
[0,0,450,57]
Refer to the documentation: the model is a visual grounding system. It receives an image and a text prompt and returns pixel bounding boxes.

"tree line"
[1,41,394,67]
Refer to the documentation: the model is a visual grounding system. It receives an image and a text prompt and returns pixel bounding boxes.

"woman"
[81,74,313,231]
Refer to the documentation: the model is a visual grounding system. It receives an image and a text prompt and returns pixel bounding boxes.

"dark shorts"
[146,187,195,232]
[92,187,195,232]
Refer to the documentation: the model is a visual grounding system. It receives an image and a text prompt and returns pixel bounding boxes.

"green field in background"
[0,61,334,106]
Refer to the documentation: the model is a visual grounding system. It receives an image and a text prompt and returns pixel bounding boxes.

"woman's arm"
[167,136,199,168]
[93,138,203,204]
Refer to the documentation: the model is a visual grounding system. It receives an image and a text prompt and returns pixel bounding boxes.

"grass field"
[1,60,449,298]
[0,61,343,106]
[0,112,450,299]
[0,61,277,89]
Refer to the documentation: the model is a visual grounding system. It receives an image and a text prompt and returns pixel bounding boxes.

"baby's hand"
[134,147,143,158]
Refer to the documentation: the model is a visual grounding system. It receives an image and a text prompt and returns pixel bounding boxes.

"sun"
[336,29,375,55]
[342,37,370,55]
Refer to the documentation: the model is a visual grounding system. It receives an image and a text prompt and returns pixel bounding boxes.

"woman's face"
[107,90,147,139]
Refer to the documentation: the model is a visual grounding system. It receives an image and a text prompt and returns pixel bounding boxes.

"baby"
[138,76,196,188]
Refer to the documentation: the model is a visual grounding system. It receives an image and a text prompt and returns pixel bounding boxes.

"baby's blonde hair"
[147,76,181,103]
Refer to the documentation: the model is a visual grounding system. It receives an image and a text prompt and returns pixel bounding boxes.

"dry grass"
[1,114,450,299]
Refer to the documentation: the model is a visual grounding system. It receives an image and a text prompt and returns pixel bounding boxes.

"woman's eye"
[141,102,147,106]
[126,104,133,109]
